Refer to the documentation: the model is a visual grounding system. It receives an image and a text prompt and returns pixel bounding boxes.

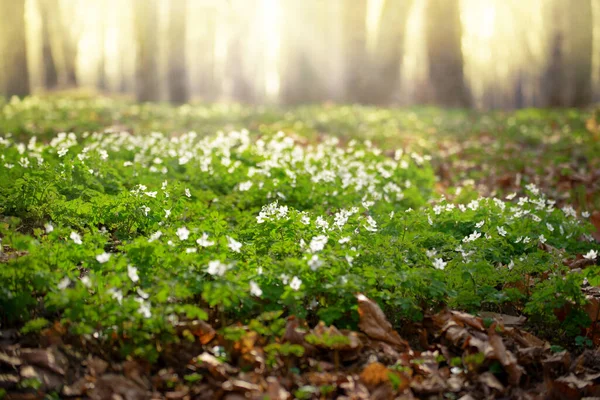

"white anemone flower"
[249,281,263,297]
[196,232,215,247]
[127,265,139,282]
[432,258,447,270]
[206,260,229,276]
[96,252,111,263]
[57,277,71,290]
[309,235,328,253]
[176,227,190,241]
[70,231,82,245]
[290,276,302,291]
[497,226,507,237]
[227,236,242,253]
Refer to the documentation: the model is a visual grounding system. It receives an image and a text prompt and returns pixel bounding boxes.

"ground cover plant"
[1,96,600,399]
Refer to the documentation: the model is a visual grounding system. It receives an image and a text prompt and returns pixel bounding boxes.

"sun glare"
[16,0,600,107]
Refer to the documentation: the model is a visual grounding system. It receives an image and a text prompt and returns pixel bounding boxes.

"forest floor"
[1,95,600,399]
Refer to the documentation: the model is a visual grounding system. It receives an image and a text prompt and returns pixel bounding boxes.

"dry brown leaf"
[505,327,547,349]
[282,316,317,356]
[176,320,215,345]
[450,311,486,331]
[565,257,596,270]
[266,376,291,400]
[583,291,600,325]
[19,365,63,392]
[123,359,151,390]
[87,374,148,400]
[311,322,362,351]
[410,373,448,394]
[195,352,238,380]
[356,294,408,349]
[0,352,21,367]
[61,377,89,397]
[18,347,68,376]
[359,362,390,387]
[478,371,505,392]
[85,357,109,377]
[222,378,261,392]
[233,330,258,355]
[164,387,190,399]
[479,312,526,327]
[488,333,523,385]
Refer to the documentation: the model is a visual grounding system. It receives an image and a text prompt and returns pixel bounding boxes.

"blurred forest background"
[0,0,599,109]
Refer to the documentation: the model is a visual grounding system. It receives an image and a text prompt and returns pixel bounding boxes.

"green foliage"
[20,318,50,334]
[0,96,598,361]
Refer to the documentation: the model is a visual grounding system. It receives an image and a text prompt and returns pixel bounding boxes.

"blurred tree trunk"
[134,0,159,102]
[97,17,108,91]
[225,1,255,104]
[39,0,58,89]
[343,0,368,103]
[425,0,470,107]
[566,0,593,107]
[543,31,565,107]
[49,0,79,87]
[190,7,217,100]
[61,30,78,87]
[543,0,593,107]
[367,0,414,104]
[541,1,568,107]
[168,0,189,104]
[39,0,79,88]
[279,0,327,104]
[0,0,30,97]
[226,36,254,103]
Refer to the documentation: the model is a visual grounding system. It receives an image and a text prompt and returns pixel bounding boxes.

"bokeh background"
[1,0,599,108]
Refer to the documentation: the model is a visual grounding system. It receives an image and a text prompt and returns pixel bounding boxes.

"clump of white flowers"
[96,252,111,263]
[289,276,302,291]
[309,235,328,253]
[227,236,242,253]
[249,281,262,297]
[176,227,190,241]
[196,233,215,247]
[70,231,82,245]
[128,265,139,282]
[206,260,230,276]
[433,258,447,270]
[363,215,378,232]
[256,201,289,223]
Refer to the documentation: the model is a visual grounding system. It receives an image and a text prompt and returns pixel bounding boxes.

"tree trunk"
[134,0,160,102]
[38,0,58,89]
[543,31,565,107]
[0,0,30,97]
[62,37,78,87]
[188,6,217,101]
[198,12,217,100]
[167,0,189,104]
[342,0,368,103]
[425,0,470,107]
[227,36,254,103]
[97,16,108,92]
[54,1,80,87]
[279,0,327,104]
[225,1,255,104]
[566,0,593,107]
[367,0,414,104]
